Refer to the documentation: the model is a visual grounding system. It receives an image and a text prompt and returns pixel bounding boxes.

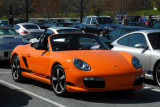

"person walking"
[122,15,129,26]
[147,15,153,28]
[8,15,14,27]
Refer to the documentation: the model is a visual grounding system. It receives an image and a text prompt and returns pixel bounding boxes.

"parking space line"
[0,79,66,107]
[0,72,11,74]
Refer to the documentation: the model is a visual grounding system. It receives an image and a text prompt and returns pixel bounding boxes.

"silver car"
[30,27,83,43]
[13,23,43,40]
[0,27,29,60]
[112,30,160,86]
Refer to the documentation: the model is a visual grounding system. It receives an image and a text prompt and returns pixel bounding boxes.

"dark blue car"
[80,16,121,36]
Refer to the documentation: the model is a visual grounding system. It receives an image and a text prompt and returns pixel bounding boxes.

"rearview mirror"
[135,43,148,49]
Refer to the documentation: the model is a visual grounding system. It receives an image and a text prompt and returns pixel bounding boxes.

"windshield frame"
[50,34,110,51]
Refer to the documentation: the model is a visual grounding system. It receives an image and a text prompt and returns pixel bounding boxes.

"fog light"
[134,75,144,86]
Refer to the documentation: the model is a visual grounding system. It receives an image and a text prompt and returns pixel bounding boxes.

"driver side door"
[26,43,50,78]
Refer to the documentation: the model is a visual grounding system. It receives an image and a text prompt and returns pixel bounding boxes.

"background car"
[13,23,43,40]
[11,33,144,96]
[65,18,80,23]
[0,23,12,28]
[152,20,160,29]
[50,22,77,28]
[0,27,29,60]
[49,18,66,24]
[129,16,141,26]
[80,16,121,36]
[104,26,148,43]
[112,30,160,86]
[29,27,84,43]
[0,20,8,23]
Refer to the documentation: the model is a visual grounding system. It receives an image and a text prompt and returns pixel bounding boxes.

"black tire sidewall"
[11,55,22,82]
[154,63,160,86]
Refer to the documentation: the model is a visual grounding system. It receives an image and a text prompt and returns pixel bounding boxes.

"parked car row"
[0,27,29,60]
[1,15,160,97]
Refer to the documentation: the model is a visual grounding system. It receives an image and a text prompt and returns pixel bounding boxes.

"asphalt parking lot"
[0,61,160,107]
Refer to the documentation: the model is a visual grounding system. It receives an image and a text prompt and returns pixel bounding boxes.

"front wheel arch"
[153,60,160,77]
[153,60,160,86]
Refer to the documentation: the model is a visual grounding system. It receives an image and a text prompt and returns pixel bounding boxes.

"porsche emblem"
[113,65,117,67]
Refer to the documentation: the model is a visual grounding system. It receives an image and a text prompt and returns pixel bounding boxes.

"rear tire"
[11,55,23,82]
[154,63,160,86]
[51,64,67,96]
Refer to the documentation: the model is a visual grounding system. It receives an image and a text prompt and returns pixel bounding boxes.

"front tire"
[51,64,67,96]
[154,63,160,86]
[11,55,23,82]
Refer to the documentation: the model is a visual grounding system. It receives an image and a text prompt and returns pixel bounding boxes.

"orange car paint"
[10,34,145,93]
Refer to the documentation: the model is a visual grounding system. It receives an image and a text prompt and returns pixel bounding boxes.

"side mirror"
[35,44,48,50]
[44,32,51,36]
[92,22,97,25]
[108,44,114,49]
[135,43,148,49]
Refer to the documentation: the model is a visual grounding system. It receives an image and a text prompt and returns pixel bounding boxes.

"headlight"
[73,58,91,71]
[131,57,142,69]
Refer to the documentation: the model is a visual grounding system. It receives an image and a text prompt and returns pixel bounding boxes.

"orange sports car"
[10,33,145,96]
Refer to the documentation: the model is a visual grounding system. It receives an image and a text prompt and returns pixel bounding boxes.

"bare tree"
[34,0,63,18]
[87,0,105,16]
[104,0,142,16]
[69,0,89,22]
[17,0,39,22]
[151,0,160,11]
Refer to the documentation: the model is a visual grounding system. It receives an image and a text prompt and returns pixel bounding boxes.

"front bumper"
[65,68,145,92]
[0,50,12,60]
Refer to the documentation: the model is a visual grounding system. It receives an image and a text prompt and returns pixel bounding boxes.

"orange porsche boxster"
[10,33,145,96]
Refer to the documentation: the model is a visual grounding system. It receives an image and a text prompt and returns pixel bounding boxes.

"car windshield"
[0,28,17,35]
[96,18,118,24]
[50,34,109,51]
[153,22,160,28]
[57,29,83,33]
[57,23,73,27]
[0,23,12,27]
[23,25,39,29]
[148,33,160,49]
[129,16,140,22]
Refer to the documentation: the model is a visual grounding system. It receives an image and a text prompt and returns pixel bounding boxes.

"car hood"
[101,24,122,28]
[60,50,131,69]
[0,35,25,50]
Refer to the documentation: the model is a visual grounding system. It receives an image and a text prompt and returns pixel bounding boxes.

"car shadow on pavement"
[0,83,32,107]
[0,60,10,69]
[66,88,160,104]
[18,78,160,104]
